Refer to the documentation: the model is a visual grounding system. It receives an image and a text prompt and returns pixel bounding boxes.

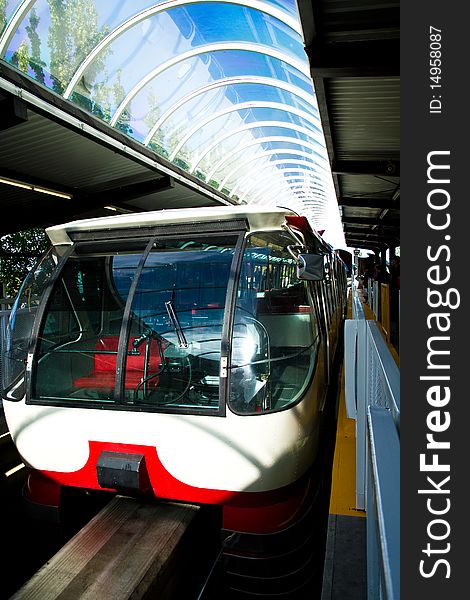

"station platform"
[321,290,399,599]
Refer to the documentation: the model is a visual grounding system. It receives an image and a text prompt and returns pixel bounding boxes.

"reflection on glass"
[34,247,144,403]
[229,231,319,415]
[31,236,237,412]
[121,237,236,410]
[2,247,57,401]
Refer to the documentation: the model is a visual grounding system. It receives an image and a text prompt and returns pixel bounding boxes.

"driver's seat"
[74,336,163,390]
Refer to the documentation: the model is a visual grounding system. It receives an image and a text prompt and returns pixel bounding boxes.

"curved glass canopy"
[0,0,346,248]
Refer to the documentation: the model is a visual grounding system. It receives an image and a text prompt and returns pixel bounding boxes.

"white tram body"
[2,206,347,535]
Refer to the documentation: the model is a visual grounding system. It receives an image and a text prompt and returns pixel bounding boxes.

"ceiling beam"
[0,167,76,198]
[345,236,399,247]
[306,39,400,77]
[332,159,399,177]
[295,0,320,47]
[345,233,393,242]
[345,239,383,251]
[339,196,399,209]
[0,168,108,219]
[309,73,335,163]
[89,176,175,204]
[345,228,398,239]
[0,168,174,214]
[0,93,28,131]
[345,236,383,244]
[304,58,341,197]
[344,225,399,236]
[343,216,399,227]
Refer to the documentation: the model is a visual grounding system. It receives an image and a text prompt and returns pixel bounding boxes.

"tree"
[0,0,7,35]
[111,69,133,136]
[48,0,109,95]
[26,8,46,84]
[0,229,50,298]
[10,40,30,73]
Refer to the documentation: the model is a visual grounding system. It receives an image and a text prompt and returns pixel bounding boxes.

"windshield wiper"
[165,299,188,348]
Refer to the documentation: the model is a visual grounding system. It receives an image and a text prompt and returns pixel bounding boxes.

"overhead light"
[104,205,133,214]
[0,176,32,190]
[4,463,25,478]
[33,186,72,199]
[0,176,72,199]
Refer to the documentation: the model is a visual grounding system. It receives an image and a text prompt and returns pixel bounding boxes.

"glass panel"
[0,0,346,249]
[121,236,237,410]
[229,232,320,415]
[176,103,318,175]
[1,1,20,35]
[33,244,146,404]
[191,122,322,182]
[269,0,297,14]
[2,247,57,401]
[73,4,305,123]
[2,0,109,93]
[216,149,327,192]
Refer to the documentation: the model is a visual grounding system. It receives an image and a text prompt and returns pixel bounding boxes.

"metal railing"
[366,280,381,321]
[344,290,400,600]
[0,309,11,433]
[352,292,365,320]
[0,309,10,394]
[0,297,15,310]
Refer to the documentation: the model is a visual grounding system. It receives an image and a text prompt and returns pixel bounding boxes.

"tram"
[2,205,347,596]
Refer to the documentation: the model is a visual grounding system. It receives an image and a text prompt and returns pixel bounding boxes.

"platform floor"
[321,361,367,600]
[321,514,366,600]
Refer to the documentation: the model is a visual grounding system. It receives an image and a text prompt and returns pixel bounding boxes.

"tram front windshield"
[32,236,236,412]
[4,229,320,416]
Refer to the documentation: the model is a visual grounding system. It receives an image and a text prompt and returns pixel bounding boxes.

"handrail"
[367,407,400,600]
[352,294,365,320]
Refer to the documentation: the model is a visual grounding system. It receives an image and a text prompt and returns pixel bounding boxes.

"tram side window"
[229,232,320,415]
[321,259,336,328]
[2,248,57,402]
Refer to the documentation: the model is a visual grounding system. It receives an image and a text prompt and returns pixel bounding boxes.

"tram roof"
[46,205,324,247]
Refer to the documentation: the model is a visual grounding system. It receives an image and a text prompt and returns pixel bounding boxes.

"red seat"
[74,336,163,390]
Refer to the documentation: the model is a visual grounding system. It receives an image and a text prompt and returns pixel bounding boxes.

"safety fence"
[344,288,400,600]
[364,281,400,350]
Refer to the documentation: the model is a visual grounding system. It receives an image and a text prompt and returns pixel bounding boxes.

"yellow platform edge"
[328,289,399,517]
[329,365,365,517]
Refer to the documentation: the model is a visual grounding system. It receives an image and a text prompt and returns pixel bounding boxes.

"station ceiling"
[297,0,400,252]
[0,1,399,253]
[0,60,232,237]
